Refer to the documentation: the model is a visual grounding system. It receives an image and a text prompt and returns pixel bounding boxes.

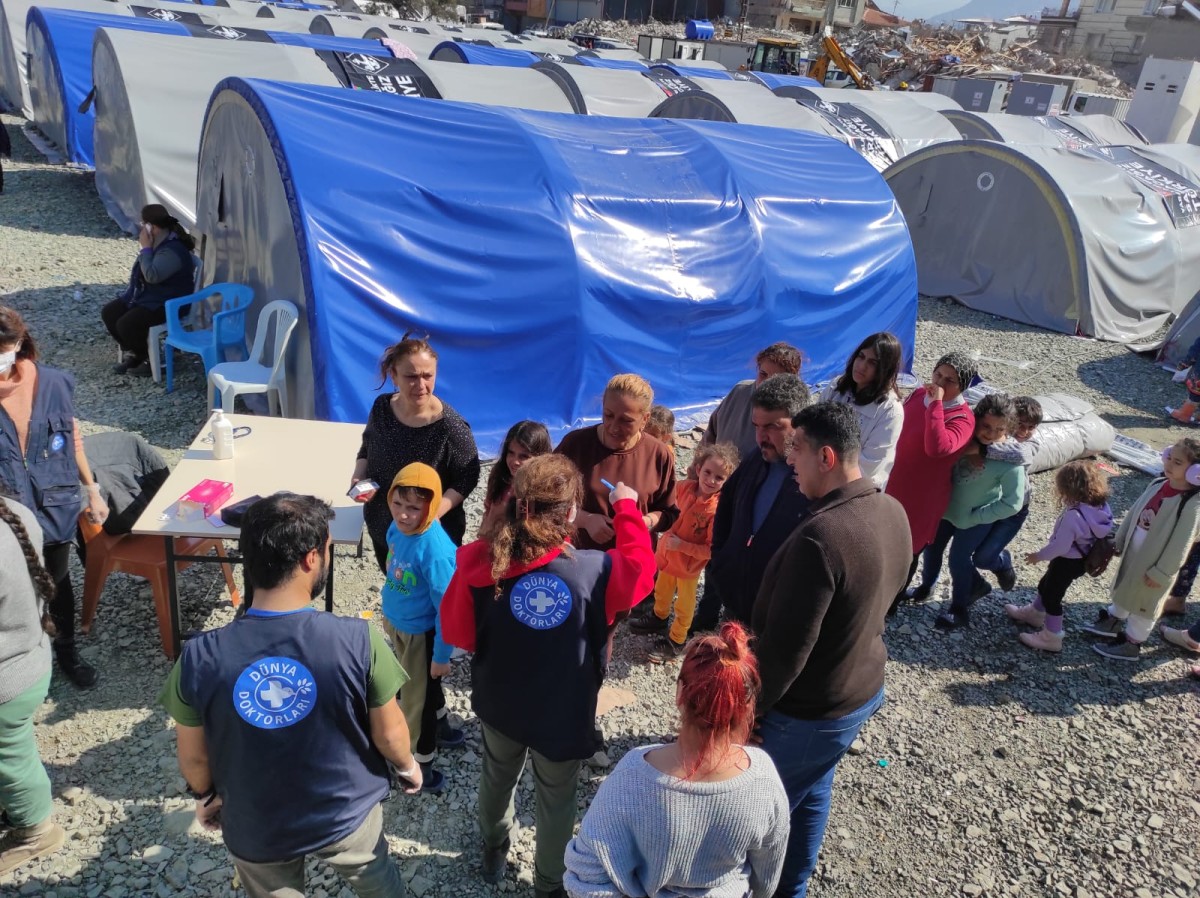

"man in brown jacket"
[752,401,911,898]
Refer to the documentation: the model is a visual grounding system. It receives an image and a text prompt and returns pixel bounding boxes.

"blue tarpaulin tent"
[197,78,917,453]
[25,7,391,165]
[741,71,822,90]
[429,39,538,66]
[649,62,733,81]
[575,54,647,70]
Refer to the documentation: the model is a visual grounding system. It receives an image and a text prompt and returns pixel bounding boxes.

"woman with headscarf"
[885,351,978,611]
[102,204,196,377]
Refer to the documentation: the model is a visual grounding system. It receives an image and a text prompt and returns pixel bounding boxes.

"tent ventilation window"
[218,177,226,224]
[1143,82,1155,91]
[1166,84,1178,94]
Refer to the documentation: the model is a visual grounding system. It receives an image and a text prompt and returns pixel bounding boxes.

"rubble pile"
[848,28,1131,94]
[562,16,818,51]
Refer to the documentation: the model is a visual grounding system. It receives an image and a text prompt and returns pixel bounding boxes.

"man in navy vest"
[159,493,420,898]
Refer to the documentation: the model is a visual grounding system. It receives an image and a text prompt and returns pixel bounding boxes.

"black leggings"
[43,541,77,644]
[1036,556,1088,616]
[101,299,166,361]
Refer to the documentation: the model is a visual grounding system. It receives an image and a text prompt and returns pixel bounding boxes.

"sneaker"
[128,361,152,378]
[436,718,466,749]
[647,637,684,664]
[0,821,66,876]
[934,609,970,631]
[1005,602,1046,628]
[54,644,98,690]
[996,565,1017,593]
[418,763,446,794]
[1160,625,1200,654]
[966,576,992,605]
[1092,632,1142,661]
[111,353,139,375]
[1019,627,1063,653]
[481,838,510,884]
[1082,609,1124,639]
[628,612,670,636]
[906,583,933,603]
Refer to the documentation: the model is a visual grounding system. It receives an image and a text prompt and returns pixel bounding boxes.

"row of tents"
[2,0,1198,450]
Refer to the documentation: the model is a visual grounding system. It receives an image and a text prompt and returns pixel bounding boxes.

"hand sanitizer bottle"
[211,410,234,460]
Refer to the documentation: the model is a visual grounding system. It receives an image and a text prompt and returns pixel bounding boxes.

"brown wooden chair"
[78,515,240,658]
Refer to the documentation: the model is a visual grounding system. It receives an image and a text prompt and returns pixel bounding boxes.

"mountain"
[923,0,1055,22]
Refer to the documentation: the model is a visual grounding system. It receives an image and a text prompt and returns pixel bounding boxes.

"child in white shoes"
[1006,461,1113,652]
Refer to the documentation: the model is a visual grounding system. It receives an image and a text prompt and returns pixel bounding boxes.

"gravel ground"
[1,116,1198,898]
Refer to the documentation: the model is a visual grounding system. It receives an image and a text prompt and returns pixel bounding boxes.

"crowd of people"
[2,306,1200,898]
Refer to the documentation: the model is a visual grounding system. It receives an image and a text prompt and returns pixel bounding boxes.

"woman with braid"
[441,455,655,898]
[0,492,66,874]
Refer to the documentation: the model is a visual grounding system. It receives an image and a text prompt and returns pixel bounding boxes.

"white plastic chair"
[206,300,299,417]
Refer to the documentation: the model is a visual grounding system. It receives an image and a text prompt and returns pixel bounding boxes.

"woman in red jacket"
[440,454,655,898]
[885,351,978,612]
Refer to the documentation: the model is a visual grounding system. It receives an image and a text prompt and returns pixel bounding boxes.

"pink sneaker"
[1019,628,1063,653]
[1005,602,1046,627]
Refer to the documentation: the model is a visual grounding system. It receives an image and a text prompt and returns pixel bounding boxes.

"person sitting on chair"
[102,204,196,378]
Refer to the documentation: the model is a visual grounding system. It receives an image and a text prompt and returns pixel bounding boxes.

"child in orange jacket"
[630,443,740,661]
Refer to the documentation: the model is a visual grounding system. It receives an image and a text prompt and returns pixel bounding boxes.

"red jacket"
[884,387,975,552]
[441,498,655,651]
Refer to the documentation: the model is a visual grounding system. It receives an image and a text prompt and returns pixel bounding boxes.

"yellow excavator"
[806,28,874,90]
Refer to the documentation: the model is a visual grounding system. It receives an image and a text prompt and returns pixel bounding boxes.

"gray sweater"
[564,745,789,898]
[0,498,51,703]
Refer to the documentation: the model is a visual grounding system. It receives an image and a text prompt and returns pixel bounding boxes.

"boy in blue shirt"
[382,463,463,792]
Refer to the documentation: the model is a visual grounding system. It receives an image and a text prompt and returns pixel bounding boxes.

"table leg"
[325,547,335,614]
[164,536,182,659]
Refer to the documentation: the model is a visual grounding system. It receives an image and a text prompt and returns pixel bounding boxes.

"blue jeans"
[973,504,1028,575]
[758,687,885,898]
[922,519,1011,611]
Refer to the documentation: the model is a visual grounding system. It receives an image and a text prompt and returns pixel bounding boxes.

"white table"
[132,413,365,657]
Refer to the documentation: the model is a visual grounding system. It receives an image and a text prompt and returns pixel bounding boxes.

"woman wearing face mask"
[102,204,196,377]
[0,307,108,689]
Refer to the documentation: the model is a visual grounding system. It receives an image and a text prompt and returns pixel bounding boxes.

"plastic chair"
[79,514,241,658]
[207,300,299,417]
[163,283,254,394]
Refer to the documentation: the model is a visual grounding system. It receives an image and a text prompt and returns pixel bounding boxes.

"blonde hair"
[489,455,582,584]
[605,373,654,412]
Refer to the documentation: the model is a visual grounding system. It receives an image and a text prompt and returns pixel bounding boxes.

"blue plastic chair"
[163,284,254,394]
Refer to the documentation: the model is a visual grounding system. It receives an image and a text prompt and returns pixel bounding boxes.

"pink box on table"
[177,479,235,520]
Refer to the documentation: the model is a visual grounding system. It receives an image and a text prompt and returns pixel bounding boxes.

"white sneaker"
[1160,625,1200,654]
[1018,628,1063,653]
[1005,602,1046,628]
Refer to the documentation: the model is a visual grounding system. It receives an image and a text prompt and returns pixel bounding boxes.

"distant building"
[1068,0,1200,76]
[862,0,907,28]
[955,15,1039,49]
[744,0,867,32]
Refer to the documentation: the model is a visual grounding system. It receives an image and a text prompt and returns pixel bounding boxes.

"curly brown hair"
[1054,460,1109,507]
[692,442,739,479]
[488,454,582,584]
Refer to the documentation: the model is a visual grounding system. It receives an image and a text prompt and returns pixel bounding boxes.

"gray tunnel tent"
[309,11,400,38]
[884,140,1200,343]
[1158,287,1200,367]
[363,29,445,58]
[776,85,963,113]
[669,77,845,135]
[91,26,346,231]
[942,110,1149,148]
[531,63,682,117]
[2,0,129,114]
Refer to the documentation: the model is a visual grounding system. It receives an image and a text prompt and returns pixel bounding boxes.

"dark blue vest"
[0,365,80,545]
[469,550,611,762]
[177,610,389,863]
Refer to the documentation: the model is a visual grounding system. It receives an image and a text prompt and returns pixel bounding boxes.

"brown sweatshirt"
[752,478,912,720]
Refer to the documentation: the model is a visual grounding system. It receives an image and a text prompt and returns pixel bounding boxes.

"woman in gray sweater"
[564,623,789,898]
[0,496,66,875]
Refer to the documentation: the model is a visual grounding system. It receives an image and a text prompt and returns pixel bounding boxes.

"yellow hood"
[388,463,443,534]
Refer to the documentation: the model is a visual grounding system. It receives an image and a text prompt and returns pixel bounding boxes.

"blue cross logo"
[509,573,572,630]
[233,656,317,730]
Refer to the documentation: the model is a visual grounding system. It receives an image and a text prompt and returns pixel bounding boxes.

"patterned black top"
[357,394,481,546]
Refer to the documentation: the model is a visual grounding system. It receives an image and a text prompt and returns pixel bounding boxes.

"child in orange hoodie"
[630,443,740,661]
